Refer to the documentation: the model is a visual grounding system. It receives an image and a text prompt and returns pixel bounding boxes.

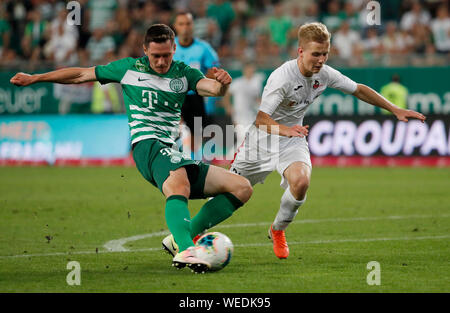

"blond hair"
[297,22,331,47]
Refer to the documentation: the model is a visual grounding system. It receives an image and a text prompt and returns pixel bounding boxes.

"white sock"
[272,188,306,231]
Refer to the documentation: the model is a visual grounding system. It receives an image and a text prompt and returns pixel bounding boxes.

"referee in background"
[173,11,220,160]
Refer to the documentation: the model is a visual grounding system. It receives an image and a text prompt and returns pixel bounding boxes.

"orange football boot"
[268,224,289,259]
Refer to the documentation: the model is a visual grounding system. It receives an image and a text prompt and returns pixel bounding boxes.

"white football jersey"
[229,73,265,126]
[249,59,357,152]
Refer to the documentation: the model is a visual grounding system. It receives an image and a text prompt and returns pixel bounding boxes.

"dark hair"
[144,24,175,46]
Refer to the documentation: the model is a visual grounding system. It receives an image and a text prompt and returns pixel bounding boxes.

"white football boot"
[172,246,211,273]
[162,234,179,257]
[162,232,205,257]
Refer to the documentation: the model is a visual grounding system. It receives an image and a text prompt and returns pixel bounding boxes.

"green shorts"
[132,139,209,199]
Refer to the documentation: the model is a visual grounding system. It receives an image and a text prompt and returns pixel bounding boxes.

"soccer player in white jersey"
[230,22,426,259]
[223,62,265,151]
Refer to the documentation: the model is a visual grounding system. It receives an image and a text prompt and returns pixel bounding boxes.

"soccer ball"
[195,232,234,271]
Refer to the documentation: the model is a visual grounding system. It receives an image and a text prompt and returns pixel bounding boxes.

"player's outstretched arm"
[353,84,426,122]
[196,67,232,97]
[10,67,97,86]
[255,111,309,138]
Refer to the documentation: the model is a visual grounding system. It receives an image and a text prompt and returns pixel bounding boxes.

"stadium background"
[0,0,449,166]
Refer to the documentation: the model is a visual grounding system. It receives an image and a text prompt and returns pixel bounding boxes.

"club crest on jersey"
[135,60,149,72]
[313,80,320,89]
[169,78,184,93]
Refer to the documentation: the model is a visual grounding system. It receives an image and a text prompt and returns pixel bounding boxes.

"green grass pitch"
[0,166,449,292]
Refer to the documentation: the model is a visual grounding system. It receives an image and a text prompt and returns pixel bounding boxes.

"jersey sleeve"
[95,57,133,85]
[259,70,287,115]
[325,65,357,94]
[201,42,220,70]
[185,66,205,92]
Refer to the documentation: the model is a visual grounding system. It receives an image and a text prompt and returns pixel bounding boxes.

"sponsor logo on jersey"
[169,78,185,93]
[294,85,303,91]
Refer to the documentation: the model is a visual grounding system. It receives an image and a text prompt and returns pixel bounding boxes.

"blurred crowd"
[0,0,449,71]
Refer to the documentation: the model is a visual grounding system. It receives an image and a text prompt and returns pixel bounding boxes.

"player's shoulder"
[96,56,136,75]
[194,38,215,50]
[101,56,135,67]
[318,64,342,80]
[194,38,218,60]
[171,60,203,79]
[171,60,192,72]
[271,59,298,77]
[266,59,297,86]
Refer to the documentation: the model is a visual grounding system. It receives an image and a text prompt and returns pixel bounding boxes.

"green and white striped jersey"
[95,56,205,146]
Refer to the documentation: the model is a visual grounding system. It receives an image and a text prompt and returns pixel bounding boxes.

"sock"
[165,195,194,252]
[272,188,306,231]
[190,193,243,238]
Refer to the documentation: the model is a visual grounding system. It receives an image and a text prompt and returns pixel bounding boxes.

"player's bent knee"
[162,174,191,198]
[233,176,253,203]
[290,177,309,200]
[163,182,191,199]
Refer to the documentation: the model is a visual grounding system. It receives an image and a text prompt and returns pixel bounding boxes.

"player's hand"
[211,67,232,85]
[394,108,426,123]
[10,72,36,86]
[286,125,309,138]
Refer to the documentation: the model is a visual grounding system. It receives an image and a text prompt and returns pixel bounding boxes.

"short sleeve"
[325,65,357,94]
[95,57,133,84]
[259,71,286,115]
[202,42,220,69]
[185,66,205,92]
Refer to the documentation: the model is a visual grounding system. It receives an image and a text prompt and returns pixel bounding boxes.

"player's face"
[174,14,194,40]
[298,41,330,76]
[143,40,176,74]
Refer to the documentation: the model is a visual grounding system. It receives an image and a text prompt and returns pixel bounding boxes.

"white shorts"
[230,129,312,189]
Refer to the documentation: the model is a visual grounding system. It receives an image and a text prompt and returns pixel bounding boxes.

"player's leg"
[275,161,311,230]
[268,161,311,259]
[133,139,211,272]
[162,167,211,272]
[162,164,253,255]
[189,165,253,238]
[163,157,271,256]
[162,167,193,252]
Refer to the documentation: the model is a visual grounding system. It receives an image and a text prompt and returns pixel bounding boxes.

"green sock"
[190,193,244,239]
[165,195,194,252]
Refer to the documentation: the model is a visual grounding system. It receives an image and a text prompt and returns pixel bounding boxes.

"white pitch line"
[103,230,169,252]
[235,235,450,248]
[217,214,450,229]
[0,214,449,259]
[103,214,450,252]
[1,234,449,259]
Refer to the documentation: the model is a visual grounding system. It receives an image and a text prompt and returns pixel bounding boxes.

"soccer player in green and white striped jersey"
[11,24,253,273]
